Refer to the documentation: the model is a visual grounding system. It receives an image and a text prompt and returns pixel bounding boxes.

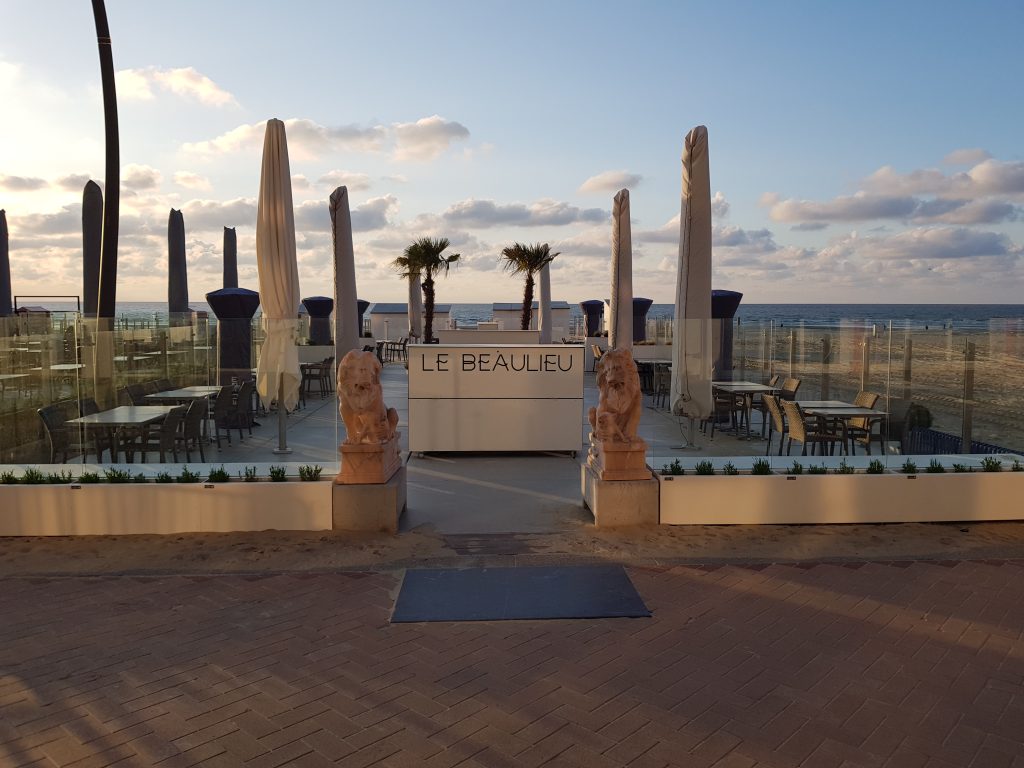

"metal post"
[788,330,796,378]
[274,377,291,454]
[902,336,912,402]
[960,340,975,453]
[861,336,871,392]
[820,334,831,400]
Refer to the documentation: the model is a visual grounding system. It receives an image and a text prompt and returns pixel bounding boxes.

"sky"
[1,0,1023,307]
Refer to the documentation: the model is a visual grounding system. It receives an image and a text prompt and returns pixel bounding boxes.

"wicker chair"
[847,390,884,455]
[210,385,236,447]
[180,399,207,462]
[779,378,801,401]
[781,400,842,456]
[763,394,789,456]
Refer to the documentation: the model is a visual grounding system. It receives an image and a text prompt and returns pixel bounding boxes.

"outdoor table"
[144,386,222,403]
[801,405,888,455]
[795,400,863,409]
[713,382,780,438]
[0,373,29,397]
[67,405,177,462]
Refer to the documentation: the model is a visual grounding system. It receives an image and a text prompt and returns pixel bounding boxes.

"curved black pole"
[82,181,102,316]
[91,0,119,319]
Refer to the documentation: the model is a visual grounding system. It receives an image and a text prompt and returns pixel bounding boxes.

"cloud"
[710,191,730,219]
[56,174,94,192]
[294,195,398,233]
[180,198,257,230]
[578,170,643,194]
[318,170,372,191]
[173,171,212,191]
[182,118,385,157]
[859,227,1019,260]
[391,115,470,161]
[768,191,1020,225]
[116,66,238,107]
[442,198,608,228]
[0,175,47,191]
[791,222,828,231]
[291,174,311,191]
[944,148,991,166]
[122,164,162,191]
[863,158,1024,198]
[5,205,81,236]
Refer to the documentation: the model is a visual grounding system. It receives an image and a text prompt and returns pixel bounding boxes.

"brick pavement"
[1,560,1023,767]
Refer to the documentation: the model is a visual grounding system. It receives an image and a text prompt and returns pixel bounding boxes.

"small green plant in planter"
[21,467,46,484]
[980,456,1003,473]
[722,462,739,476]
[46,470,75,484]
[0,470,18,484]
[177,466,202,483]
[155,471,175,484]
[866,459,886,474]
[927,459,946,473]
[206,465,231,483]
[788,461,803,476]
[694,460,715,476]
[242,466,259,482]
[1012,459,1023,472]
[834,460,855,475]
[807,464,828,475]
[133,473,148,483]
[104,468,133,484]
[951,463,972,473]
[751,459,772,475]
[269,466,288,482]
[900,459,918,474]
[660,458,684,476]
[298,464,323,481]
[77,471,101,484]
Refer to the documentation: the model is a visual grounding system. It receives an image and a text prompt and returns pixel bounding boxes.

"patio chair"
[224,380,256,441]
[763,394,788,456]
[701,390,746,437]
[753,374,783,436]
[210,385,235,447]
[142,381,160,395]
[780,400,843,456]
[300,362,323,398]
[154,378,174,391]
[125,383,148,405]
[847,390,884,455]
[38,403,107,463]
[779,378,801,401]
[130,405,188,463]
[181,399,207,462]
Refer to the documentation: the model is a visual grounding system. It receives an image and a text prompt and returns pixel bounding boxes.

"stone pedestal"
[332,465,406,533]
[581,463,659,527]
[587,437,651,481]
[336,434,402,484]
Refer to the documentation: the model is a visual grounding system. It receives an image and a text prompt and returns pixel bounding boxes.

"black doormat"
[391,565,651,623]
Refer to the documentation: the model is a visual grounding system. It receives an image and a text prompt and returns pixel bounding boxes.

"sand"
[2,520,1024,577]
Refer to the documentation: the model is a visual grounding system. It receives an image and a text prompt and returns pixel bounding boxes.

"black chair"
[181,399,207,462]
[125,383,148,405]
[130,405,188,463]
[210,386,236,447]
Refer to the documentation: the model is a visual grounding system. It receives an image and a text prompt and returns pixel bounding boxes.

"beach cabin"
[368,302,452,340]
[491,301,571,338]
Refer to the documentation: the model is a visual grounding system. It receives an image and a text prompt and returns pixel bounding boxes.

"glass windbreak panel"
[958,319,1024,455]
[900,320,968,458]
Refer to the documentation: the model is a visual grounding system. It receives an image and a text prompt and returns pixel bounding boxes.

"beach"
[4,520,1024,577]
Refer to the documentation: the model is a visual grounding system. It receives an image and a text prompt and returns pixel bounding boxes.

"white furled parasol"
[330,186,360,359]
[256,118,302,453]
[609,189,633,350]
[671,125,713,423]
[538,262,552,344]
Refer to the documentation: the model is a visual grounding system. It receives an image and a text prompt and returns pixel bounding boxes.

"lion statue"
[588,347,642,443]
[337,350,399,445]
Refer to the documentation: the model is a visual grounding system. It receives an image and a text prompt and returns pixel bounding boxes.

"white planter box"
[0,481,333,536]
[658,472,1024,525]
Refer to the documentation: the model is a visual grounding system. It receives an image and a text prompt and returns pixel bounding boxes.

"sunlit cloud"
[116,66,238,107]
[578,170,643,194]
[0,175,47,192]
[122,164,162,191]
[172,171,212,191]
[317,170,373,191]
[391,115,470,162]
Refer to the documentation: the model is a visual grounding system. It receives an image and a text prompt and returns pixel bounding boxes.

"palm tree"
[500,243,559,330]
[392,237,460,343]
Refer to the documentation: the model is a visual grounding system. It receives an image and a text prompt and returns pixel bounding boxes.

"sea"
[25,301,1024,332]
